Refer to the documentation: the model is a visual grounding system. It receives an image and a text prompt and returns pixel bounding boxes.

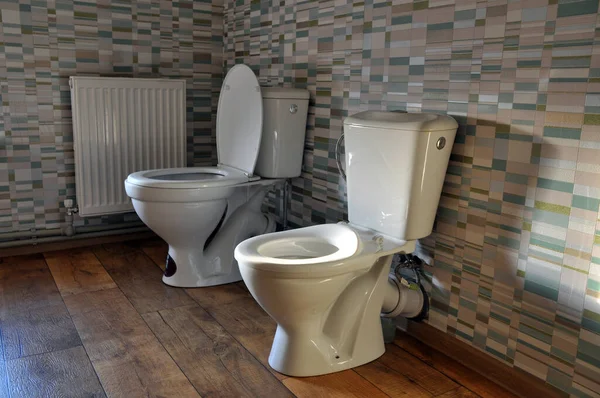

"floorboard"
[0,242,525,398]
[0,255,64,318]
[44,248,117,296]
[63,288,200,398]
[139,240,169,271]
[0,360,9,398]
[0,255,81,360]
[374,343,459,396]
[1,303,81,360]
[143,305,292,397]
[282,369,389,398]
[93,243,195,314]
[393,332,518,398]
[354,358,433,397]
[6,346,105,398]
[185,283,284,380]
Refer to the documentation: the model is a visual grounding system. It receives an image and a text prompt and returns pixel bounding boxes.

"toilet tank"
[255,87,310,178]
[343,111,458,240]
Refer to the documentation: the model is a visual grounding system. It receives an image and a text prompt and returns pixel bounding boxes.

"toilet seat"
[126,165,254,189]
[234,223,398,277]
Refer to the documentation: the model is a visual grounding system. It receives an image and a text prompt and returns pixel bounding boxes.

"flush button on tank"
[436,137,446,150]
[289,104,298,114]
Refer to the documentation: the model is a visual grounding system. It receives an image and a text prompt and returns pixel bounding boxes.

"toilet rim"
[125,165,250,189]
[234,224,374,275]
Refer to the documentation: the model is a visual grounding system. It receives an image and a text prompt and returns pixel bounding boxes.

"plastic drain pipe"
[381,275,425,319]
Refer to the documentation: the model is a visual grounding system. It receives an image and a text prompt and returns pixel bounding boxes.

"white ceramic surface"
[217,64,263,175]
[127,179,280,287]
[123,65,311,288]
[344,111,458,240]
[235,223,416,376]
[255,87,310,178]
[235,111,458,376]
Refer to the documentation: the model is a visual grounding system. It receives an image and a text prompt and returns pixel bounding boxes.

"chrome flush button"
[289,104,298,114]
[436,137,446,150]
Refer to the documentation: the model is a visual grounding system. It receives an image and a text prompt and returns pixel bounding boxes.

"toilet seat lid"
[217,64,263,176]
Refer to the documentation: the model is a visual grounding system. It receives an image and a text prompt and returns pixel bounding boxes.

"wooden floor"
[0,238,518,398]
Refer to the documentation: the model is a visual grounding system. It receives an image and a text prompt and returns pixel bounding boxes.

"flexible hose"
[335,133,347,181]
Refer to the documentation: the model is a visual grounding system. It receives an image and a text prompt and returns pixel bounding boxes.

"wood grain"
[140,240,169,271]
[143,305,292,397]
[377,344,459,396]
[283,369,389,398]
[394,331,516,398]
[185,284,283,379]
[0,360,9,398]
[64,288,199,398]
[354,357,433,397]
[0,255,81,360]
[400,321,566,398]
[6,346,105,398]
[0,231,156,257]
[438,387,481,398]
[1,303,81,360]
[93,244,194,314]
[44,248,117,296]
[0,255,64,318]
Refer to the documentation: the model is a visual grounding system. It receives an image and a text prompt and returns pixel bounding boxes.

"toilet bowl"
[235,223,421,376]
[124,64,310,287]
[125,167,278,287]
[235,111,459,376]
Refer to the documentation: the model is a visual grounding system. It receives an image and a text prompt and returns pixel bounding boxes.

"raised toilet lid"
[217,64,263,176]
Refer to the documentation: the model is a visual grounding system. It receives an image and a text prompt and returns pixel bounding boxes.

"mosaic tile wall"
[0,0,223,233]
[224,0,600,396]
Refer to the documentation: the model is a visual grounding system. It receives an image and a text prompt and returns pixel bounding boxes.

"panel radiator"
[70,77,186,217]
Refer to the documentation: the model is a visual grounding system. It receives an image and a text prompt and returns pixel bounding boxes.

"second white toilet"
[235,111,458,376]
[125,65,310,287]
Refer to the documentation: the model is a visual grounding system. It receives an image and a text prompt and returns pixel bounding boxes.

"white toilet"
[125,64,310,287]
[234,111,458,376]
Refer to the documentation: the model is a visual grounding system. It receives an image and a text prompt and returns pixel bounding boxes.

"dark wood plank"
[0,231,156,257]
[355,356,433,397]
[185,284,284,379]
[438,387,481,398]
[6,346,105,398]
[0,360,9,398]
[143,305,293,397]
[282,369,389,398]
[93,243,195,314]
[64,288,200,398]
[44,248,117,296]
[1,303,81,360]
[399,321,565,398]
[0,255,81,360]
[394,331,516,398]
[0,255,64,318]
[139,239,169,271]
[376,344,459,396]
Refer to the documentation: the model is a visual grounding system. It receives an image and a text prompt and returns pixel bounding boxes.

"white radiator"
[70,76,186,217]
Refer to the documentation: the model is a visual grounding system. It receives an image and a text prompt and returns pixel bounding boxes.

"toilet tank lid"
[344,111,458,132]
[261,86,310,100]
